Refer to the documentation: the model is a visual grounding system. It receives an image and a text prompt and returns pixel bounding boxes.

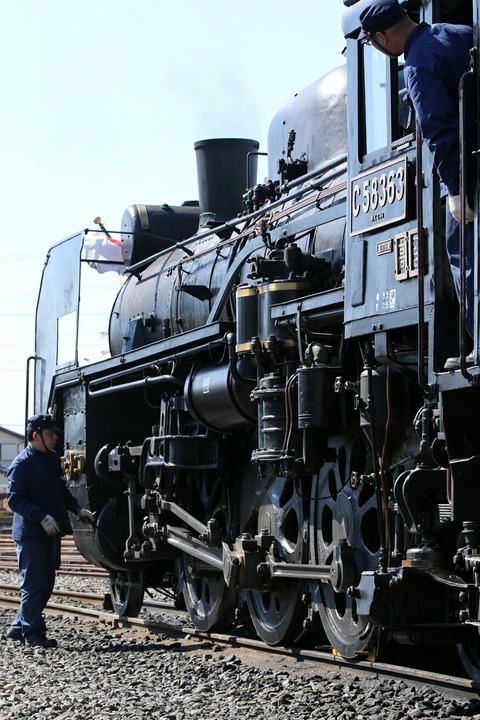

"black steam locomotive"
[31,0,480,681]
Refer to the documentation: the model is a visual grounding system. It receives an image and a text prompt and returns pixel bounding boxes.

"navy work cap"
[359,0,407,39]
[27,414,60,433]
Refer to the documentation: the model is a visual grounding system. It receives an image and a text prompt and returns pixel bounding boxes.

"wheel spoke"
[181,471,236,632]
[246,474,307,645]
[312,432,379,658]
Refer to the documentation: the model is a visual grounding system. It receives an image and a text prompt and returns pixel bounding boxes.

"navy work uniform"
[6,414,92,647]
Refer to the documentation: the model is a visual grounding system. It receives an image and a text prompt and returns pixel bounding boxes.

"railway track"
[0,581,180,615]
[1,523,479,696]
[0,576,478,696]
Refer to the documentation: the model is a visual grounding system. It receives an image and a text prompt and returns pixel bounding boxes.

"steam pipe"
[88,374,183,398]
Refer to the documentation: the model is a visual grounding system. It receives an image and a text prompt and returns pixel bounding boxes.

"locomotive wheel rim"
[246,475,307,646]
[312,432,380,658]
[457,639,480,683]
[181,554,236,632]
[109,571,145,617]
[181,471,237,632]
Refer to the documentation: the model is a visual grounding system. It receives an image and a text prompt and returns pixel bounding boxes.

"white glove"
[41,514,60,536]
[77,508,94,525]
[448,195,474,224]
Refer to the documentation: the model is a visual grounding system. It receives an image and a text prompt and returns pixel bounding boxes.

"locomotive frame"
[30,0,480,680]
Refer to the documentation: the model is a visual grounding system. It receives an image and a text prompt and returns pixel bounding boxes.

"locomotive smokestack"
[194,138,259,223]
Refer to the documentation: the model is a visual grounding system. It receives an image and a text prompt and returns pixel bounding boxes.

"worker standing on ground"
[6,414,93,648]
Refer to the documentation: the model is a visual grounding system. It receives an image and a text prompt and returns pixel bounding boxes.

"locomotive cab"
[342,0,476,375]
[341,0,480,678]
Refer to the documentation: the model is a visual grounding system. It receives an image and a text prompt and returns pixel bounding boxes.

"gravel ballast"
[1,571,480,720]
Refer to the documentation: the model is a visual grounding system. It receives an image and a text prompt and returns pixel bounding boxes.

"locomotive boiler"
[31,0,480,682]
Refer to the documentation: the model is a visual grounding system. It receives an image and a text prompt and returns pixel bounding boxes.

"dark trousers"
[10,539,60,641]
[446,203,474,338]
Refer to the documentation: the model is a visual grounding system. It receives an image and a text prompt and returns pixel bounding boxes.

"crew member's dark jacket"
[7,445,81,542]
[404,22,476,201]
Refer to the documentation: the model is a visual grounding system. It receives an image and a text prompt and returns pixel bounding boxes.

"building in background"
[0,426,23,516]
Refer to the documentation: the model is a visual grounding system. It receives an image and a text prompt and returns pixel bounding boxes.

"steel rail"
[0,583,178,612]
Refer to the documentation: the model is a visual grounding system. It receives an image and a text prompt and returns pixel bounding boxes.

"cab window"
[361,44,411,158]
[363,46,390,153]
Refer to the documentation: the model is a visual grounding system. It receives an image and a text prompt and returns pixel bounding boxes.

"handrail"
[24,355,37,447]
[87,374,183,399]
[415,120,433,396]
[459,60,477,383]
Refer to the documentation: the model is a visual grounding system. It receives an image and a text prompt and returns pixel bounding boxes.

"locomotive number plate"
[350,157,407,236]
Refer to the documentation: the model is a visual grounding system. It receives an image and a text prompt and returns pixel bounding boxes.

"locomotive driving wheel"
[180,470,237,632]
[311,432,380,658]
[109,570,145,617]
[245,474,307,645]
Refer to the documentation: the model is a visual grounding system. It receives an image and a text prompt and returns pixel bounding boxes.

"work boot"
[6,628,24,643]
[26,636,57,648]
[444,350,475,370]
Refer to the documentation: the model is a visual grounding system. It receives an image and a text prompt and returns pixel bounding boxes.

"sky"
[0,0,347,433]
